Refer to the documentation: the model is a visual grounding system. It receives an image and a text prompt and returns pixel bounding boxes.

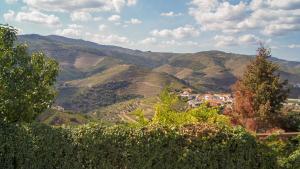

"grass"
[37,109,95,126]
[88,97,158,123]
[67,64,131,87]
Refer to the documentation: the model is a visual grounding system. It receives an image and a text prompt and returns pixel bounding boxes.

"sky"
[0,0,300,61]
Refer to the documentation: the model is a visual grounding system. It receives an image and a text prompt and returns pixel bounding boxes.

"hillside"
[17,34,300,119]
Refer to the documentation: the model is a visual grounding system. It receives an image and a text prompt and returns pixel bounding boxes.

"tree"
[0,25,59,123]
[147,88,229,127]
[233,46,289,131]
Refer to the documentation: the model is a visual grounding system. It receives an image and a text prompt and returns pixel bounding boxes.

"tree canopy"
[233,46,289,131]
[0,25,59,123]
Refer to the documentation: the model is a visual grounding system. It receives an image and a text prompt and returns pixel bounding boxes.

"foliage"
[0,123,78,169]
[36,109,95,126]
[263,135,300,169]
[232,46,289,131]
[0,122,278,169]
[0,25,59,123]
[130,108,149,127]
[66,81,143,113]
[279,111,300,132]
[137,88,231,127]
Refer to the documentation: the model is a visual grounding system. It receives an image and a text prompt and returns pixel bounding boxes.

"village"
[293,83,300,88]
[285,98,300,112]
[179,89,300,113]
[179,89,233,109]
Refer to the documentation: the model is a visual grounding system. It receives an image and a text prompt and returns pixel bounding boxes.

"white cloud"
[140,37,157,44]
[189,0,300,36]
[23,0,138,13]
[185,41,200,46]
[68,24,83,29]
[98,24,107,31]
[159,40,200,47]
[108,15,121,22]
[238,34,261,44]
[288,44,300,48]
[214,34,262,47]
[9,10,61,27]
[214,35,237,47]
[55,29,81,37]
[151,25,199,39]
[139,37,201,48]
[91,34,129,45]
[263,23,300,36]
[114,22,121,26]
[93,16,102,21]
[5,0,18,4]
[16,27,23,34]
[243,8,300,36]
[127,0,137,6]
[161,40,180,46]
[70,11,92,22]
[189,0,247,32]
[3,10,15,22]
[127,18,142,24]
[55,24,83,37]
[265,0,300,10]
[248,0,300,10]
[161,11,183,17]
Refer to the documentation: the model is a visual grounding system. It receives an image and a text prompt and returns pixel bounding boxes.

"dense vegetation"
[18,34,300,114]
[232,46,290,132]
[0,122,279,169]
[263,134,300,169]
[0,25,59,123]
[132,88,230,127]
[0,25,299,169]
[63,81,143,113]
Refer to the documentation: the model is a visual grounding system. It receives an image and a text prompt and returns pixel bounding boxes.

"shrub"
[0,123,78,169]
[0,122,279,169]
[147,88,230,128]
[263,135,300,169]
[279,111,300,132]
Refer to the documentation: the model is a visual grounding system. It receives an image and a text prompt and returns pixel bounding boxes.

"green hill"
[17,34,300,122]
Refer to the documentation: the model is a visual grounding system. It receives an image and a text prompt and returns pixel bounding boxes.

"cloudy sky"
[1,0,300,61]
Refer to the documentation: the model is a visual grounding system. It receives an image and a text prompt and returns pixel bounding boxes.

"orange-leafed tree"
[232,81,256,131]
[232,46,289,132]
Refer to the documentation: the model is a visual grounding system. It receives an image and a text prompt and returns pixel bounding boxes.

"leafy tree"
[134,88,230,127]
[233,46,289,131]
[0,25,59,123]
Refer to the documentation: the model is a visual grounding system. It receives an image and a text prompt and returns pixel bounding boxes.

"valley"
[18,34,300,123]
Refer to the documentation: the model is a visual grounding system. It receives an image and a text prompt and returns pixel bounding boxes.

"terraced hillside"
[17,34,300,122]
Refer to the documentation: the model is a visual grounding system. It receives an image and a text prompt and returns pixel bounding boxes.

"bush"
[0,123,78,169]
[147,88,230,128]
[263,135,300,169]
[279,111,300,132]
[0,122,278,169]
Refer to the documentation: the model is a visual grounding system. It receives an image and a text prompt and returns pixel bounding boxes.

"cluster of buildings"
[285,99,300,111]
[179,89,233,108]
[179,88,300,112]
[293,83,300,88]
[52,105,65,112]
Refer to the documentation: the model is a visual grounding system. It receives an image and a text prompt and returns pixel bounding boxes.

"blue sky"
[1,0,300,61]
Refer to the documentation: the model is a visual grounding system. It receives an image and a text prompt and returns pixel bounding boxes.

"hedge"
[0,122,279,169]
[263,135,300,169]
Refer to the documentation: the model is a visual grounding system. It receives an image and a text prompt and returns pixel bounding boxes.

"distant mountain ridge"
[17,34,300,114]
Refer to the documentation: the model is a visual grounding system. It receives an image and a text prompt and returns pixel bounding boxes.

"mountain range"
[17,34,300,122]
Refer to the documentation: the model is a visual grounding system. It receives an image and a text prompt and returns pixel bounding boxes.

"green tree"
[0,25,59,123]
[135,88,230,127]
[233,46,289,131]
